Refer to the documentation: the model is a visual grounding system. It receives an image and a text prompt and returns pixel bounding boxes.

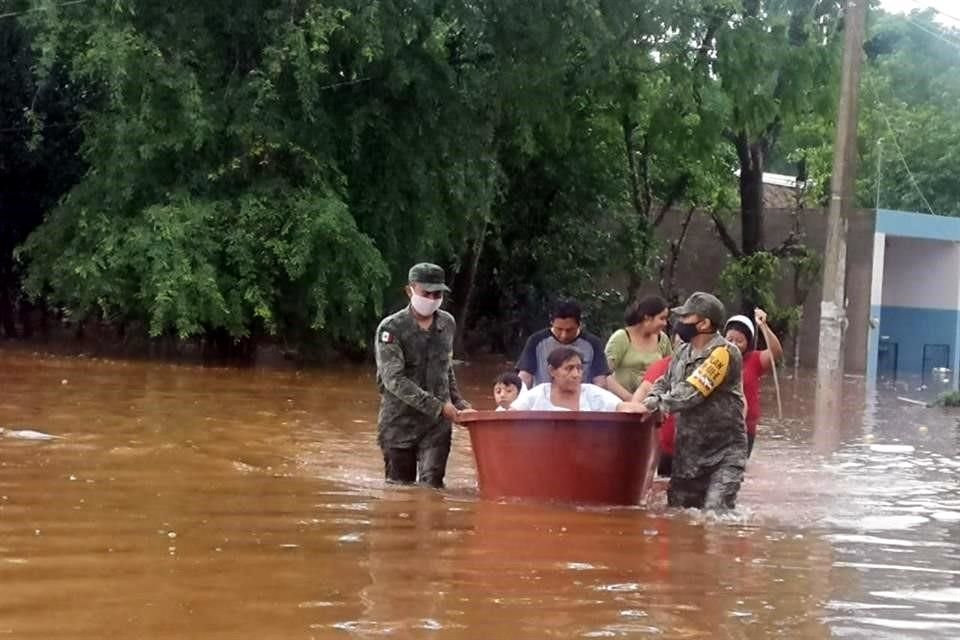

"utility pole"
[815,0,868,434]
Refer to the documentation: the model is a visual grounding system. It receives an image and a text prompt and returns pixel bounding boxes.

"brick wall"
[643,208,876,373]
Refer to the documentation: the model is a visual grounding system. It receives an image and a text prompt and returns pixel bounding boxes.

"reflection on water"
[0,349,957,638]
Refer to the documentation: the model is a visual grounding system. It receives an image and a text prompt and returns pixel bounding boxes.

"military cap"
[671,292,725,330]
[408,262,451,293]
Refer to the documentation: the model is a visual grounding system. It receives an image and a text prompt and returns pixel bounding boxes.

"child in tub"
[493,372,524,411]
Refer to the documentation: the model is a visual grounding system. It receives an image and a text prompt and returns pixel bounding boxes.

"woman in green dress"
[605,296,672,401]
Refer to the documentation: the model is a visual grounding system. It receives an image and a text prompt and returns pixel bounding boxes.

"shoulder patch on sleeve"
[380,330,394,344]
[686,347,730,397]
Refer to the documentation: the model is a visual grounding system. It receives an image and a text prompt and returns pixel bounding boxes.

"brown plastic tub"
[457,411,659,506]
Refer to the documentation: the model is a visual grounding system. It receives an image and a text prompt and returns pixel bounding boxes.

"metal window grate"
[921,344,951,385]
[878,339,898,383]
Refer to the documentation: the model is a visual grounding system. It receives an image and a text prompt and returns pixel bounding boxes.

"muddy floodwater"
[1,349,959,639]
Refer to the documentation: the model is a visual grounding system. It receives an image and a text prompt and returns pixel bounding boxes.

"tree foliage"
[858,10,960,215]
[17,0,742,351]
[779,8,960,216]
[709,0,842,256]
[0,15,84,337]
[3,1,957,357]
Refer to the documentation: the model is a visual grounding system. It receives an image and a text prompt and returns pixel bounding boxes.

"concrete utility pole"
[815,0,868,430]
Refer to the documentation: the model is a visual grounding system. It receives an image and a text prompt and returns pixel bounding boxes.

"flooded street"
[1,349,958,639]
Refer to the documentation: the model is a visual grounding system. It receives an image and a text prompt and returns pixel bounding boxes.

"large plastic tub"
[458,411,659,506]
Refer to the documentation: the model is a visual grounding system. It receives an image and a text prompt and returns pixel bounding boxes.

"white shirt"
[509,383,621,412]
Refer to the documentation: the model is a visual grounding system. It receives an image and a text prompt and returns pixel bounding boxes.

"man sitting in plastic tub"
[510,346,646,413]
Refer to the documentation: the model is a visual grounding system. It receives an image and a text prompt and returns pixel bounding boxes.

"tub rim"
[457,410,656,425]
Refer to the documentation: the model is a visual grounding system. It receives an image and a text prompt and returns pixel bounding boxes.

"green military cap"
[408,262,451,293]
[671,292,725,329]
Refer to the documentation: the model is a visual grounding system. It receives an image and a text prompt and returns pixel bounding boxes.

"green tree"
[9,0,874,358]
[0,16,84,337]
[19,0,510,349]
[709,0,843,256]
[608,1,738,299]
[778,9,960,216]
[859,9,960,215]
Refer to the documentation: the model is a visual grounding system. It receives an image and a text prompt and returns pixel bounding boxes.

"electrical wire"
[866,82,938,216]
[0,0,90,21]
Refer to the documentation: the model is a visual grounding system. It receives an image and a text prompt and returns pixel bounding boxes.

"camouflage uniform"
[375,302,469,489]
[643,298,748,511]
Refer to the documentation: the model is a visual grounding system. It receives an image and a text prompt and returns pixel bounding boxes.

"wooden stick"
[771,359,784,420]
[896,396,927,407]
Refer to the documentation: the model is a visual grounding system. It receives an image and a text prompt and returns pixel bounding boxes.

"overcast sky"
[879,0,960,28]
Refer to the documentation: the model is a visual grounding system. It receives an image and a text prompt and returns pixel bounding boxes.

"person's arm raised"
[754,308,784,372]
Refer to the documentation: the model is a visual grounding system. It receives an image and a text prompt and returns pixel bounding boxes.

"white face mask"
[410,293,442,317]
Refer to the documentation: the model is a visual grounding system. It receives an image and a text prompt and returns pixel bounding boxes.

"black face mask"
[674,320,700,343]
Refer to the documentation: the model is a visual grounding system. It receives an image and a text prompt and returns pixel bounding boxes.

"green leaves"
[778,8,960,216]
[719,251,781,312]
[23,187,388,343]
[17,0,944,355]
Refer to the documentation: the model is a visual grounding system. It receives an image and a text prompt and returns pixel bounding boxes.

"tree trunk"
[0,284,16,338]
[19,296,34,338]
[39,300,50,337]
[202,327,256,364]
[659,206,696,305]
[452,220,488,356]
[622,117,649,220]
[793,308,803,376]
[738,142,766,255]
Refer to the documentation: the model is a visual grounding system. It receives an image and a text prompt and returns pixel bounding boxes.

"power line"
[901,14,960,52]
[906,0,960,26]
[0,0,89,21]
[866,83,938,216]
[875,138,883,210]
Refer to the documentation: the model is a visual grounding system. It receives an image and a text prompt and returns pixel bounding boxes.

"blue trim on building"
[867,304,881,388]
[954,306,960,391]
[878,305,959,378]
[876,209,960,242]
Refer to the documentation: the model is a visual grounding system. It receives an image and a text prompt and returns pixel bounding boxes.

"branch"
[653,173,691,227]
[709,209,742,257]
[694,23,720,73]
[691,17,723,107]
[670,205,697,271]
[734,131,752,168]
[762,115,783,154]
[677,204,696,246]
[769,231,809,258]
[622,116,646,220]
[659,205,697,303]
[723,121,753,172]
[640,134,652,218]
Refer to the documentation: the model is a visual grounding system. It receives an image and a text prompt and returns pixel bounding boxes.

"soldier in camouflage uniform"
[375,263,472,488]
[639,292,748,511]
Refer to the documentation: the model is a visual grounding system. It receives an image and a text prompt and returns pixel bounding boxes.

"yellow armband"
[687,347,730,397]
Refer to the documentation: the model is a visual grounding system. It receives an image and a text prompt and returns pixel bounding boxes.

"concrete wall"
[649,207,876,373]
[878,307,956,377]
[868,211,960,385]
[877,236,960,378]
[881,237,959,309]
